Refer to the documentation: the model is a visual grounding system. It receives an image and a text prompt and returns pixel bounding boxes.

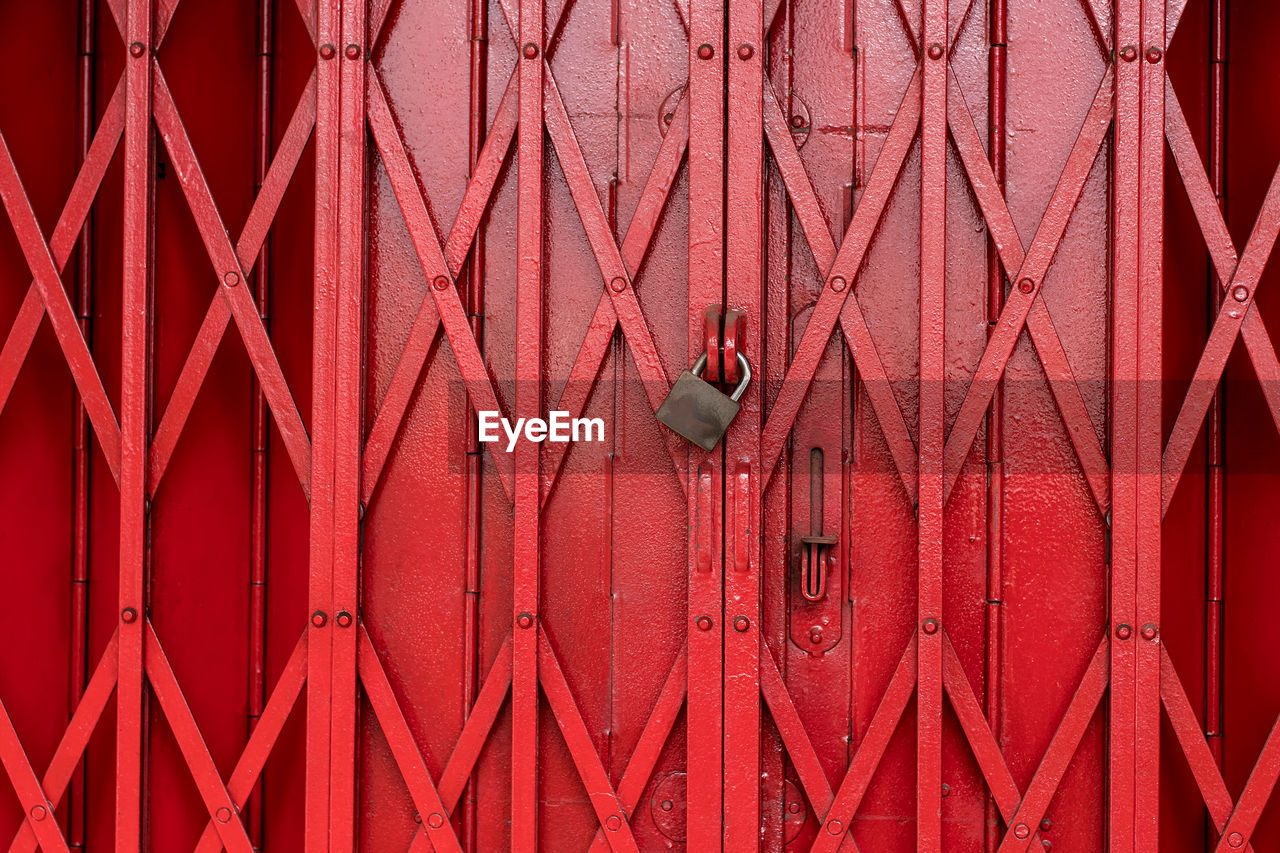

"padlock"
[655,352,751,451]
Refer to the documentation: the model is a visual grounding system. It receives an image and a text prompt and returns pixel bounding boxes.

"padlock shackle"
[690,352,751,402]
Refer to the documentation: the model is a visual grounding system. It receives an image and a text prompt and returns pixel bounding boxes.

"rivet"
[1116,623,1131,640]
[224,271,240,287]
[830,276,847,292]
[523,42,539,59]
[1229,832,1245,848]
[337,611,353,628]
[1042,841,1053,852]
[826,819,843,835]
[1040,818,1053,832]
[610,276,627,292]
[696,615,713,631]
[941,782,951,797]
[427,813,445,828]
[319,44,336,59]
[697,44,714,60]
[434,275,450,291]
[790,114,805,129]
[312,610,327,628]
[517,612,534,629]
[345,44,361,60]
[129,42,146,58]
[809,628,823,644]
[1140,623,1157,640]
[121,607,137,624]
[1018,278,1035,294]
[927,43,944,60]
[733,616,750,632]
[661,799,673,811]
[738,44,754,60]
[30,805,46,821]
[1233,285,1250,302]
[788,801,802,814]
[605,815,622,831]
[216,807,231,823]
[413,812,422,823]
[1120,45,1138,62]
[1014,823,1030,839]
[1146,46,1163,63]
[922,618,939,635]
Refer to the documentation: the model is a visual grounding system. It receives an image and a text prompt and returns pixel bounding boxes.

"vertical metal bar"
[686,0,724,844]
[308,0,341,845]
[248,0,275,844]
[1135,1,1164,848]
[119,0,153,848]
[724,0,762,843]
[513,0,545,841]
[918,3,948,850]
[1204,0,1227,773]
[70,0,97,846]
[330,2,368,848]
[462,0,490,845]
[1111,0,1142,847]
[984,1,1006,850]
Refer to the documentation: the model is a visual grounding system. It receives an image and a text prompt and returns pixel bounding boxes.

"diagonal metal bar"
[586,649,686,853]
[759,642,835,811]
[364,69,515,502]
[1161,80,1280,514]
[810,635,918,853]
[0,126,124,484]
[538,634,641,853]
[193,631,308,853]
[151,67,312,496]
[542,91,691,505]
[942,68,1115,508]
[1213,716,1280,853]
[996,637,1108,853]
[760,70,922,497]
[9,632,119,853]
[149,72,317,497]
[357,627,464,853]
[946,67,1110,512]
[0,699,70,852]
[1159,648,1257,853]
[144,624,254,853]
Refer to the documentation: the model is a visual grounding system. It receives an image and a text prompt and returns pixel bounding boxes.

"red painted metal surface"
[1,0,1280,850]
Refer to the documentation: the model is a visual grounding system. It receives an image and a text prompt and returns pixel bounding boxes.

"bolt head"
[733,615,750,632]
[1042,841,1053,852]
[216,807,232,823]
[697,43,714,60]
[1040,818,1053,832]
[224,271,240,287]
[121,607,137,624]
[1116,623,1131,640]
[790,114,805,129]
[1014,823,1030,839]
[809,628,823,644]
[941,782,951,797]
[1018,278,1035,294]
[1141,623,1157,640]
[345,44,361,59]
[433,275,450,291]
[312,610,327,628]
[738,44,754,60]
[696,615,713,631]
[337,611,353,628]
[606,815,622,831]
[1146,46,1163,63]
[610,276,627,292]
[1229,832,1245,848]
[826,820,843,835]
[830,276,847,292]
[1233,285,1250,302]
[922,618,939,635]
[661,799,673,811]
[428,813,445,828]
[1120,45,1138,62]
[788,801,802,814]
[517,612,534,629]
[523,42,539,59]
[30,805,46,821]
[927,43,944,60]
[319,44,336,59]
[129,42,146,58]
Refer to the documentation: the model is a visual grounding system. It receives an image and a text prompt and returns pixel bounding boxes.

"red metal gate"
[0,0,1279,850]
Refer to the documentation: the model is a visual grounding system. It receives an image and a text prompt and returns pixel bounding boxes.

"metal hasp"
[655,351,751,451]
[790,447,842,654]
[799,449,837,601]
